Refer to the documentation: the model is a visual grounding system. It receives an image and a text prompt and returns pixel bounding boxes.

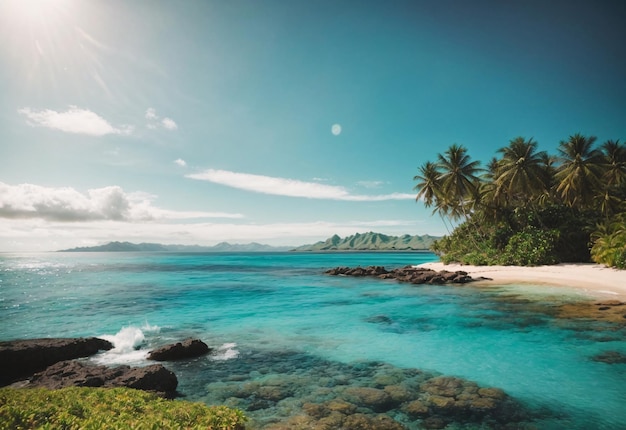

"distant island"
[58,241,292,253]
[57,233,440,253]
[292,232,439,251]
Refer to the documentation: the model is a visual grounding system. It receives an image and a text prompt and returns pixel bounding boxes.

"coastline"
[416,262,626,299]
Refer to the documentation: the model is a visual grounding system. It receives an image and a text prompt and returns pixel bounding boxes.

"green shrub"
[590,215,626,269]
[433,220,562,266]
[500,226,559,266]
[0,387,247,430]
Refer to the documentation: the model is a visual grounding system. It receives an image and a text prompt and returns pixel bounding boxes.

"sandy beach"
[417,262,626,299]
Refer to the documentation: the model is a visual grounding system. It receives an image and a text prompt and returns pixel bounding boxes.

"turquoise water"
[1,252,625,429]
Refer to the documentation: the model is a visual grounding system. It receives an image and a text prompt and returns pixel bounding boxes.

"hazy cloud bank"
[0,182,243,222]
[187,169,414,201]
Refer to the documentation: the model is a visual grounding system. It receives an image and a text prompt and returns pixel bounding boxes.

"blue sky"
[1,0,625,251]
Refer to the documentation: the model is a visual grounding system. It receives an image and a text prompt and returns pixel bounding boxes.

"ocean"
[1,251,625,429]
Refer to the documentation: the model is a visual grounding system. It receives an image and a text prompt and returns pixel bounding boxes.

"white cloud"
[357,180,387,189]
[18,106,133,136]
[186,169,415,201]
[174,158,187,167]
[145,107,178,131]
[0,182,243,222]
[162,117,178,130]
[145,108,158,120]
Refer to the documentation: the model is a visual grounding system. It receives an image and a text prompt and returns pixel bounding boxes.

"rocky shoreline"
[0,337,211,397]
[325,265,486,285]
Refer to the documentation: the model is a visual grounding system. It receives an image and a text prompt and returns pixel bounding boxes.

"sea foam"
[92,324,159,365]
[212,342,239,361]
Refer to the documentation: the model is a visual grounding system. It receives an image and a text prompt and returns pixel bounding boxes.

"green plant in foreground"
[0,387,247,430]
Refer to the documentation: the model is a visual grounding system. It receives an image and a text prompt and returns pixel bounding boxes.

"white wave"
[212,342,239,361]
[141,321,161,333]
[93,325,155,365]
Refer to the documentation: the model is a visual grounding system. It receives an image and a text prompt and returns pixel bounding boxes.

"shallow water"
[1,252,625,429]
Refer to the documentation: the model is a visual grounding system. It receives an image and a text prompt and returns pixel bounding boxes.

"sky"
[1,0,625,252]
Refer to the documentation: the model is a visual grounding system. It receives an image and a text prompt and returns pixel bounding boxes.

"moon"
[331,124,342,136]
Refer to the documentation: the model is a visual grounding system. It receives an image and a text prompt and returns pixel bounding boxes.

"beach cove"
[1,251,625,429]
[418,262,626,299]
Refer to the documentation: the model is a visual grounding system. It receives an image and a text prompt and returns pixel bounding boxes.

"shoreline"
[416,262,626,299]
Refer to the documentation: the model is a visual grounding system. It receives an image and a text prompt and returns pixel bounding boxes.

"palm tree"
[536,151,558,206]
[597,139,626,217]
[414,161,456,232]
[478,157,506,222]
[436,144,481,221]
[413,161,441,209]
[493,137,550,206]
[601,140,626,187]
[555,133,605,208]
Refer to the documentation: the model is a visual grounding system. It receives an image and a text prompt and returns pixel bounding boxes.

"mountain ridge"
[57,232,440,252]
[291,232,439,251]
[58,241,292,253]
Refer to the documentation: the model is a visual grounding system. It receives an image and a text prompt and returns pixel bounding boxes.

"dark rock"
[591,351,626,364]
[110,364,178,393]
[147,339,211,361]
[28,360,177,395]
[422,416,449,429]
[326,265,477,285]
[365,315,393,325]
[595,300,624,307]
[0,337,113,385]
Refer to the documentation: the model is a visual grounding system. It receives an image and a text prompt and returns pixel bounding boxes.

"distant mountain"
[291,232,440,251]
[58,241,292,252]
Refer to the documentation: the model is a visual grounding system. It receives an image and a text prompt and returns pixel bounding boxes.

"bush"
[590,215,626,269]
[432,220,562,266]
[500,227,559,266]
[0,387,247,430]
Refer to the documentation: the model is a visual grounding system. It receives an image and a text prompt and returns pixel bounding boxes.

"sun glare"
[0,0,79,90]
[4,0,65,24]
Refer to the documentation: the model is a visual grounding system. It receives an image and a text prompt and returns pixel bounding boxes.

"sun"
[2,0,66,25]
[0,0,76,78]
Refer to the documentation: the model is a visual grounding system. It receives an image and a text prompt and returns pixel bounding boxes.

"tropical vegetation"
[0,387,247,430]
[414,134,626,267]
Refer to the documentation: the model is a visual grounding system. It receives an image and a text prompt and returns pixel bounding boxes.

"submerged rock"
[0,337,113,385]
[591,350,626,364]
[343,386,396,412]
[556,300,626,325]
[147,338,211,361]
[325,265,477,285]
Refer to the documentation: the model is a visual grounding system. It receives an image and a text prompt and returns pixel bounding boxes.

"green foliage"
[591,214,626,269]
[433,222,559,266]
[416,136,626,268]
[0,387,247,430]
[501,227,559,266]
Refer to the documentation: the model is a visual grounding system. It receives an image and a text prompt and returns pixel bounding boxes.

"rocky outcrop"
[325,265,477,285]
[0,337,113,385]
[147,339,211,361]
[28,360,178,396]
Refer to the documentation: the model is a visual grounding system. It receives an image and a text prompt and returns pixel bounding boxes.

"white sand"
[416,262,626,299]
